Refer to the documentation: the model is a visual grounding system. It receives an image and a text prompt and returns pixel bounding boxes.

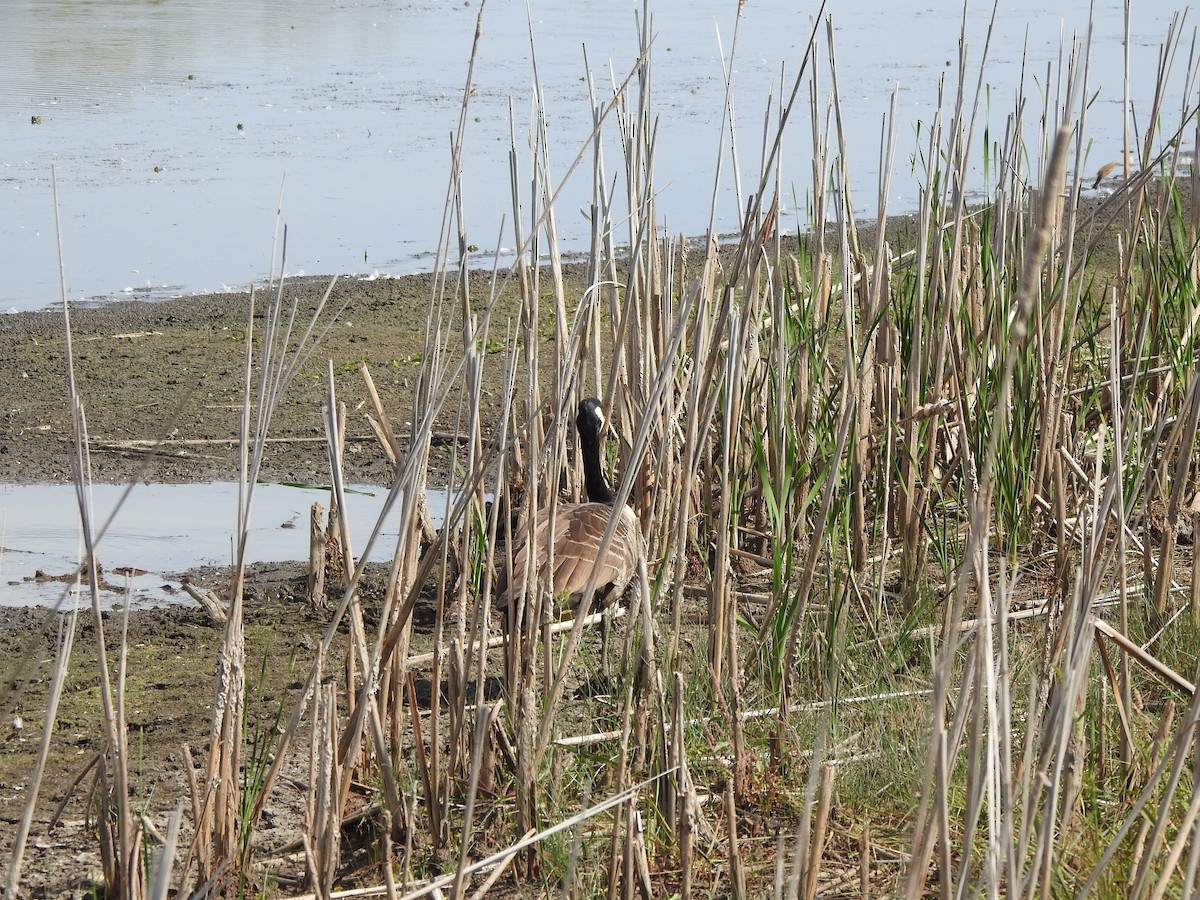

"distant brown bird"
[497,398,642,634]
[1092,161,1119,190]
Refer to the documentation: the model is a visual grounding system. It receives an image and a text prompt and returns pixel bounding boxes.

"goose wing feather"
[500,502,641,610]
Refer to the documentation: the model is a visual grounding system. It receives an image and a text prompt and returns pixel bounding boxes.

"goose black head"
[576,397,606,443]
[576,397,615,504]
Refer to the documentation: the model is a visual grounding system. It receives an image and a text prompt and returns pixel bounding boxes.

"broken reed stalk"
[5,609,80,895]
[724,780,747,900]
[10,166,144,897]
[308,500,328,610]
[450,703,496,898]
[803,763,836,900]
[307,682,339,895]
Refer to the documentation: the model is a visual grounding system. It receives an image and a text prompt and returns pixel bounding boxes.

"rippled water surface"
[0,0,1190,310]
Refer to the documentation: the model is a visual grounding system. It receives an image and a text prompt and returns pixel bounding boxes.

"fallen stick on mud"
[180,582,227,624]
[78,331,165,341]
[405,606,626,668]
[91,436,371,448]
[90,431,469,449]
[554,688,934,748]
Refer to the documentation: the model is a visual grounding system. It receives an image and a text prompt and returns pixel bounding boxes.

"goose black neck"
[580,426,616,505]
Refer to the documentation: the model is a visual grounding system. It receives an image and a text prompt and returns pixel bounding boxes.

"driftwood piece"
[181,582,227,624]
[78,331,165,341]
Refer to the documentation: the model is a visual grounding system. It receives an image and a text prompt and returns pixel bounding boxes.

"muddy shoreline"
[0,269,543,486]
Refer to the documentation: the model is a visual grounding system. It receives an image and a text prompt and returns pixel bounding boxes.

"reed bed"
[7,0,1200,896]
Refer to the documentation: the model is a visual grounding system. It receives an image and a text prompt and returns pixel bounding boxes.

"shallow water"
[0,0,1190,311]
[0,481,442,609]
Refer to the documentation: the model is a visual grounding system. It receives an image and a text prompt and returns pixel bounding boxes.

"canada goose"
[497,398,642,632]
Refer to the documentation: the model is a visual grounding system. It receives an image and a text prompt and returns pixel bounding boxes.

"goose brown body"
[497,398,642,621]
[501,500,641,614]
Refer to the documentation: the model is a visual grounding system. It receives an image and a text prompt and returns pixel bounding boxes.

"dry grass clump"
[8,1,1200,897]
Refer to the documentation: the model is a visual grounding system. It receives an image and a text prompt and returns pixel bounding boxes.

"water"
[0,0,1191,311]
[0,481,444,609]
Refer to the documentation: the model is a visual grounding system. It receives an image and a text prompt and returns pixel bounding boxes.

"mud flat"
[0,270,530,485]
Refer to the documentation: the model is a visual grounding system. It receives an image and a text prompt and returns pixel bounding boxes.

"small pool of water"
[0,481,441,610]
